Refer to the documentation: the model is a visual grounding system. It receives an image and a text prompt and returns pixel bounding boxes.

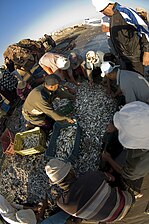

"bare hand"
[102,151,111,161]
[106,123,117,133]
[143,52,149,66]
[66,118,75,124]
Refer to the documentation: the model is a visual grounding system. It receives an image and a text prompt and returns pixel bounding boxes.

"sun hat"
[17,81,27,89]
[56,56,70,70]
[45,75,59,86]
[92,0,114,12]
[16,209,37,224]
[114,101,149,150]
[100,61,119,77]
[45,158,72,184]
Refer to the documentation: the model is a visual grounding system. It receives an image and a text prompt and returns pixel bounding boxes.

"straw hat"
[45,158,72,184]
[114,101,149,150]
[17,81,27,89]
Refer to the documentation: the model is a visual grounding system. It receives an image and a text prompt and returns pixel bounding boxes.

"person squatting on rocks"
[68,52,87,84]
[45,158,135,223]
[92,0,149,75]
[84,50,104,86]
[39,52,80,86]
[102,101,149,194]
[22,74,75,129]
[100,61,149,104]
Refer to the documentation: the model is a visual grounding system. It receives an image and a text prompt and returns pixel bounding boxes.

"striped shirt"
[57,171,133,222]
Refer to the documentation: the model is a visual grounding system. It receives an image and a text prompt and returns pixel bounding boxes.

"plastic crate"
[14,127,46,156]
[45,121,81,164]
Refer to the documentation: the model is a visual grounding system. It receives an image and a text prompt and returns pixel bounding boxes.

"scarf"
[114,3,149,42]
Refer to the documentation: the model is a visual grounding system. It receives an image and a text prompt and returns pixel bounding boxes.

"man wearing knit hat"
[102,101,149,187]
[22,74,75,127]
[45,158,134,223]
[100,61,149,104]
[92,0,149,75]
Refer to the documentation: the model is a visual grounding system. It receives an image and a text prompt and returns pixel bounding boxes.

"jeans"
[40,211,70,224]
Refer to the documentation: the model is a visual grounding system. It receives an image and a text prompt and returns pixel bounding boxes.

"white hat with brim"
[56,57,70,70]
[92,0,114,12]
[45,158,72,184]
[114,101,149,150]
[16,209,37,224]
[100,61,119,77]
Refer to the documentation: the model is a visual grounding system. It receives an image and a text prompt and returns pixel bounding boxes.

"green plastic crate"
[14,127,46,156]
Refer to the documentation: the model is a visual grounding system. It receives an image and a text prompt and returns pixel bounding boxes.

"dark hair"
[104,53,116,63]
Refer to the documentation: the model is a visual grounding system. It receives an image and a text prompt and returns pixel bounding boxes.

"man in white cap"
[39,52,79,86]
[45,158,134,223]
[102,101,149,188]
[100,61,149,104]
[92,0,149,75]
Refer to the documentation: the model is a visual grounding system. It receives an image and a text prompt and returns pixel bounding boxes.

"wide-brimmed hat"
[17,81,27,89]
[45,158,72,184]
[92,0,114,12]
[100,61,119,77]
[56,56,70,70]
[114,101,149,150]
[16,209,37,224]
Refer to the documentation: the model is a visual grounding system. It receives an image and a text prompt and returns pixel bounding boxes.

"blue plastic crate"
[45,121,81,164]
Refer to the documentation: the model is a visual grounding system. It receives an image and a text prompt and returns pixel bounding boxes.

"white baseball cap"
[56,56,70,70]
[100,61,119,77]
[114,101,149,150]
[92,0,114,12]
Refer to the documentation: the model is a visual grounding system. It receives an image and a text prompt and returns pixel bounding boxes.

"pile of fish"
[0,81,117,204]
[56,126,77,159]
[22,133,39,150]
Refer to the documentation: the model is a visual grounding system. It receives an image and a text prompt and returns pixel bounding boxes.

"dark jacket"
[110,5,149,62]
[57,171,133,222]
[22,84,74,125]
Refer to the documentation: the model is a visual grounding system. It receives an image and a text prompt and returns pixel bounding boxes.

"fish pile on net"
[0,81,117,204]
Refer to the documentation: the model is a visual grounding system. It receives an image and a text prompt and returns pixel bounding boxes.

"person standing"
[92,0,149,75]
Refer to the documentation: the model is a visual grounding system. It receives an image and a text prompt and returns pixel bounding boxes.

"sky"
[0,0,149,65]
